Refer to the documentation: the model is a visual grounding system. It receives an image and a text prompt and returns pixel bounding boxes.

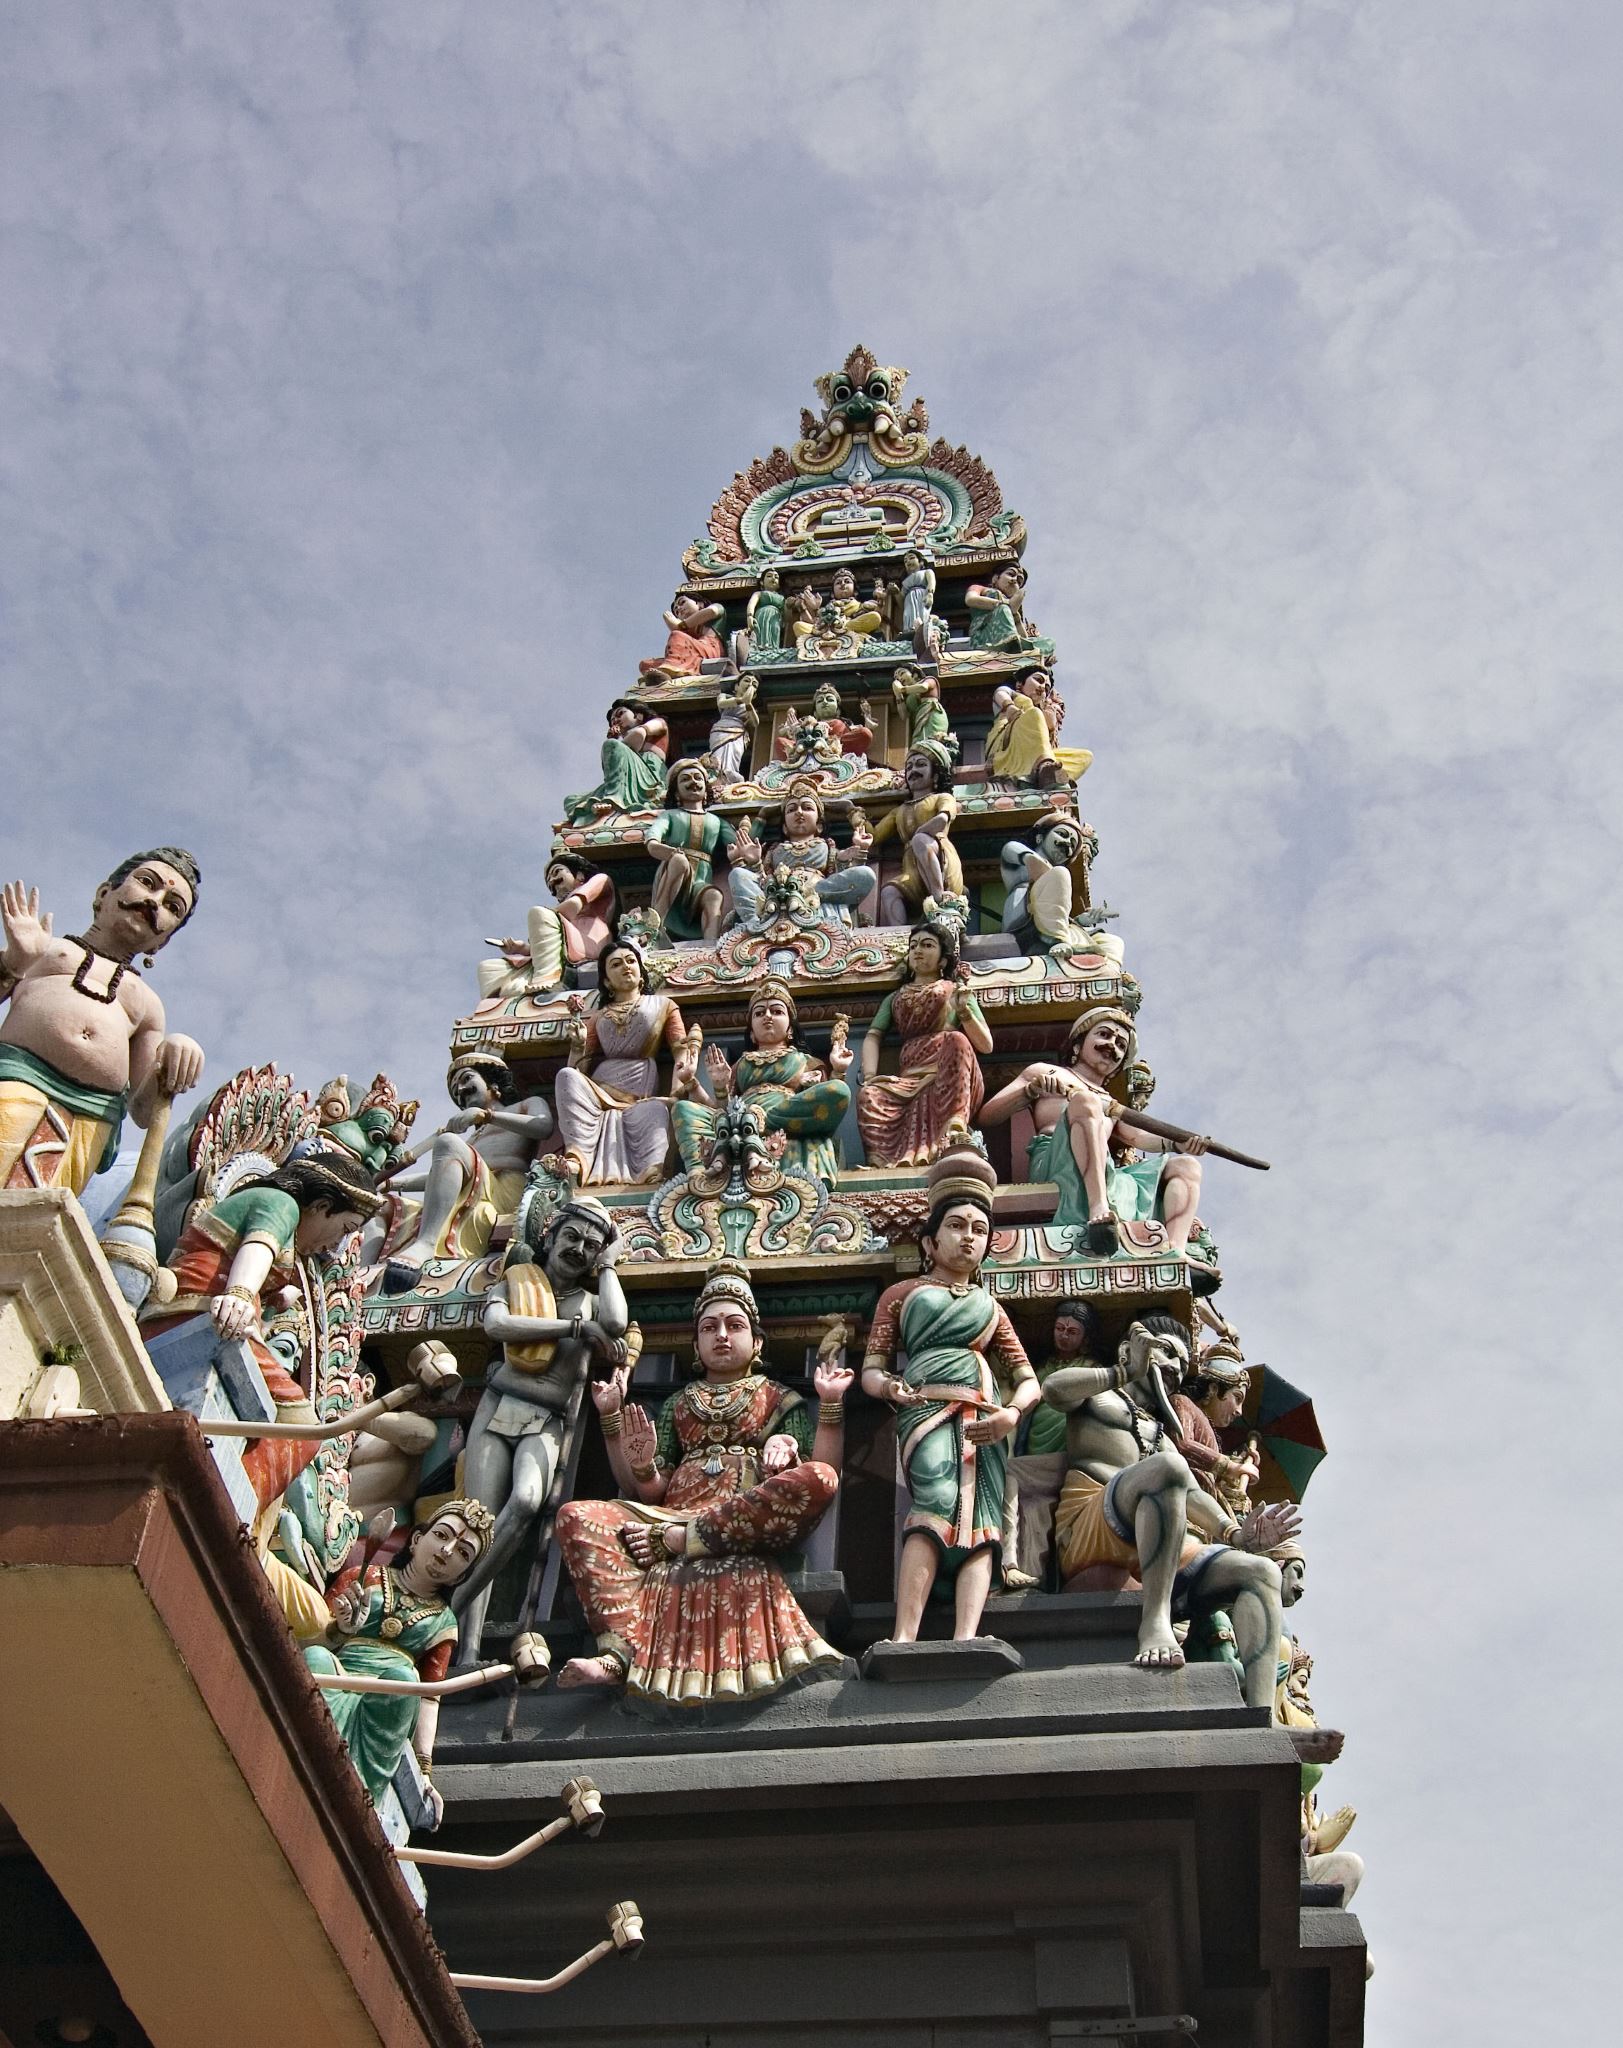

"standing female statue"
[856,919,992,1167]
[552,938,696,1186]
[555,1259,852,1705]
[861,1148,1039,1642]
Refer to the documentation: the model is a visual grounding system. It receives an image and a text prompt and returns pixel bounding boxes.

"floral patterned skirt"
[556,1463,842,1705]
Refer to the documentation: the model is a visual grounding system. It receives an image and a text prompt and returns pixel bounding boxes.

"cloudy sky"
[5,2,1617,2034]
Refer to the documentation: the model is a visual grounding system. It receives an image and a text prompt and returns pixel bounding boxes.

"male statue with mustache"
[1044,1315,1314,1743]
[0,849,206,1194]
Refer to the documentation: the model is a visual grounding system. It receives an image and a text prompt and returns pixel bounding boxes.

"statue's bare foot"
[1132,1624,1186,1673]
[557,1655,625,1691]
[1085,1214,1120,1256]
[1002,1566,1040,1589]
[1288,1725,1345,1764]
[618,1524,658,1567]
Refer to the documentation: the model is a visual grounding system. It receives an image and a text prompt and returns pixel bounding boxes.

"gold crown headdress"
[748,977,797,1019]
[419,1496,497,1560]
[693,1256,762,1330]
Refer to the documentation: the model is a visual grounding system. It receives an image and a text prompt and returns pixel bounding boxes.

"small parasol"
[1233,1364,1327,1504]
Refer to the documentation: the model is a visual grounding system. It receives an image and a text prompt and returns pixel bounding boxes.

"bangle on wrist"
[224,1284,257,1306]
[570,1313,583,1339]
[600,1410,624,1438]
[818,1400,845,1425]
[630,1459,657,1481]
[415,1753,433,1778]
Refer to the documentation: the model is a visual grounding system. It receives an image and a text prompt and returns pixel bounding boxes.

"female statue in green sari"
[672,978,852,1185]
[860,1146,1039,1643]
[303,1497,495,1823]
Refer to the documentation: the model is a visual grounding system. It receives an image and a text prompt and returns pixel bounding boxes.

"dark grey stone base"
[860,1634,1024,1681]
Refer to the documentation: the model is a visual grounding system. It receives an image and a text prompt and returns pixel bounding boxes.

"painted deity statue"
[142,1152,383,1535]
[793,567,882,649]
[861,1148,1039,1643]
[857,919,992,1168]
[381,1054,553,1290]
[0,851,205,1194]
[639,594,726,681]
[898,550,938,653]
[307,1074,417,1177]
[672,979,853,1184]
[966,563,1033,651]
[1273,1543,1361,1902]
[999,812,1102,956]
[868,744,962,926]
[891,665,951,754]
[646,759,737,943]
[745,568,787,656]
[773,681,874,763]
[302,1498,496,1823]
[1176,1335,1260,1525]
[564,702,670,824]
[727,781,877,930]
[452,1195,634,1668]
[1041,1316,1305,1721]
[553,937,696,1186]
[1001,1297,1100,1588]
[479,852,617,1002]
[979,1004,1208,1263]
[555,1259,851,1705]
[705,675,759,784]
[985,668,1088,789]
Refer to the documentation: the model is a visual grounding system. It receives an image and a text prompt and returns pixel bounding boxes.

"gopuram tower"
[368,348,1368,2043]
[0,349,1366,2047]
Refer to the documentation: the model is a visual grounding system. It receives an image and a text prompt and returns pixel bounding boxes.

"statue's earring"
[142,953,156,970]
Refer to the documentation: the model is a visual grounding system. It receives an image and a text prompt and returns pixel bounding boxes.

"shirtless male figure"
[0,850,205,1193]
[380,1053,552,1290]
[1044,1316,1318,1747]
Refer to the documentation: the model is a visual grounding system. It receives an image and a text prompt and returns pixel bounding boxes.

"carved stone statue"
[302,1497,496,1824]
[307,1074,417,1176]
[554,1258,850,1704]
[552,937,696,1185]
[812,567,883,647]
[985,668,1069,789]
[868,743,963,926]
[380,1054,553,1290]
[857,918,991,1167]
[704,675,759,784]
[1176,1335,1259,1524]
[727,781,876,930]
[564,701,670,823]
[891,665,951,753]
[478,851,617,1002]
[861,1147,1039,1643]
[646,758,737,942]
[774,681,873,761]
[639,594,726,680]
[142,1151,385,1532]
[966,563,1033,650]
[745,567,787,657]
[672,978,853,1184]
[1042,1317,1307,1726]
[898,549,938,654]
[979,1004,1208,1261]
[999,812,1094,953]
[1001,1297,1100,1587]
[451,1195,634,1669]
[0,851,205,1193]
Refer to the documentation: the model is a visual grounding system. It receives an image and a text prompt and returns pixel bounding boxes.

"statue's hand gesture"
[329,1581,370,1636]
[848,813,873,855]
[731,817,763,868]
[813,1359,853,1405]
[565,1003,590,1059]
[1,881,53,973]
[210,1288,257,1342]
[704,1042,732,1096]
[591,1362,632,1418]
[965,1403,1019,1446]
[762,1431,799,1475]
[1176,1132,1212,1156]
[621,1403,657,1473]
[1236,1500,1302,1554]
